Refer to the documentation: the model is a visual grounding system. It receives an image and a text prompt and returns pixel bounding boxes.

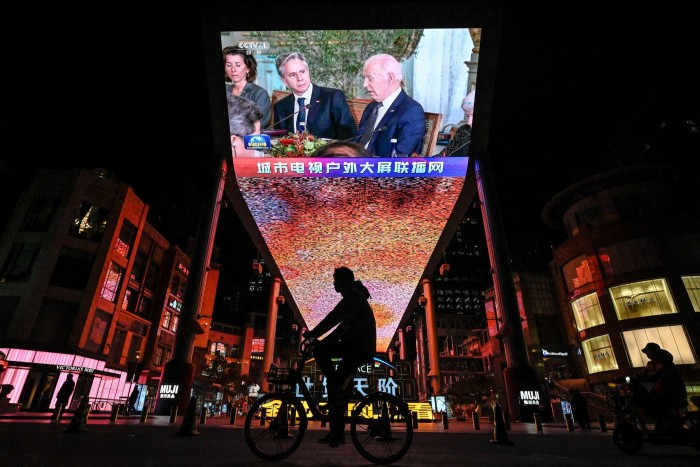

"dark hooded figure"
[55,374,75,409]
[304,266,377,447]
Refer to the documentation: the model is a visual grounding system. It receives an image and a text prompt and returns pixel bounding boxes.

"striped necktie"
[359,103,382,146]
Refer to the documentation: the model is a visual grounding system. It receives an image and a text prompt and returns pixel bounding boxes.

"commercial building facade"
[543,164,700,408]
[0,168,222,413]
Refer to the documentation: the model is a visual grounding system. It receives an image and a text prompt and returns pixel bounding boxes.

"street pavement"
[1,412,698,466]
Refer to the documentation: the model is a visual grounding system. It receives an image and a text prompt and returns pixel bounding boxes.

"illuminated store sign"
[159,384,180,399]
[295,375,399,399]
[520,390,540,406]
[177,262,190,275]
[542,349,568,357]
[56,365,94,373]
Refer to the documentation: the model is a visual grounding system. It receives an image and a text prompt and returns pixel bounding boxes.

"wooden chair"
[269,90,291,127]
[346,98,373,128]
[422,112,443,156]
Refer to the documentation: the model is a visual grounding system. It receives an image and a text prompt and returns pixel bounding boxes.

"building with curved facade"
[542,164,700,407]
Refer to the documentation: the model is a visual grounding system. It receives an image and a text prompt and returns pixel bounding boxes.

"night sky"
[2,2,699,317]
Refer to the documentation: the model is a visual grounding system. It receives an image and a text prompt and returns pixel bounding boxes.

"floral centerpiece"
[271,131,329,157]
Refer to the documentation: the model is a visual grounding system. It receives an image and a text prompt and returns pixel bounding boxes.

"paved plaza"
[1,411,698,466]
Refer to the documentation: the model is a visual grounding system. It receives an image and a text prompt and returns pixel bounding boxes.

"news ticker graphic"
[232,156,469,178]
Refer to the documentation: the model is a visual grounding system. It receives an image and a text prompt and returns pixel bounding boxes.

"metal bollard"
[260,408,267,426]
[412,411,419,429]
[504,409,511,430]
[139,404,149,423]
[200,407,207,425]
[472,413,480,430]
[533,412,543,432]
[290,408,296,426]
[597,414,607,432]
[169,406,178,424]
[229,409,237,425]
[564,413,575,432]
[442,411,449,429]
[110,404,120,423]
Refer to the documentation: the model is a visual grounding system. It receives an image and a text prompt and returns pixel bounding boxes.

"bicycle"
[608,376,700,454]
[243,338,413,464]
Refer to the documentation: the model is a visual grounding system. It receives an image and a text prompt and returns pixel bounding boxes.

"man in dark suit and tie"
[274,52,357,141]
[357,53,426,157]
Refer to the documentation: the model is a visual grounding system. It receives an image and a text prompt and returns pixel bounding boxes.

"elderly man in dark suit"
[274,52,357,141]
[356,53,425,157]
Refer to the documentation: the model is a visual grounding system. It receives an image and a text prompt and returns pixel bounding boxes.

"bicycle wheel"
[350,392,413,465]
[612,422,643,454]
[244,392,308,461]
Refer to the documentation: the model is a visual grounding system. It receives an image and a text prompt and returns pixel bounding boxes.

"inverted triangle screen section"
[233,157,469,352]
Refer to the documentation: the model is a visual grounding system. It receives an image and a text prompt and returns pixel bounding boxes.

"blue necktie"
[297,97,306,133]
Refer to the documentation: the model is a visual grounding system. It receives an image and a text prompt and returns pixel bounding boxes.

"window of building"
[609,278,677,320]
[21,197,59,232]
[154,346,165,366]
[153,345,171,367]
[598,238,662,277]
[210,342,228,356]
[562,255,595,292]
[100,262,125,302]
[137,295,152,316]
[127,335,143,363]
[170,274,187,299]
[107,328,126,364]
[688,385,700,411]
[70,201,108,240]
[170,314,179,332]
[144,259,160,291]
[681,275,700,312]
[130,250,148,283]
[621,325,697,368]
[114,219,137,258]
[122,287,138,313]
[0,242,40,282]
[85,309,111,353]
[162,310,172,329]
[570,292,605,331]
[50,246,96,290]
[581,334,619,374]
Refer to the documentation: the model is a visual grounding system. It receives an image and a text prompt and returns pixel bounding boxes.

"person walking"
[570,389,591,431]
[128,386,140,415]
[55,374,76,412]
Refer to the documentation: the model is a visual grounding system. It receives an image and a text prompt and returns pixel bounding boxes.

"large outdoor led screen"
[202,5,500,352]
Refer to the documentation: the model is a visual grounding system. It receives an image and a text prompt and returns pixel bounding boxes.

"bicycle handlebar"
[299,337,319,358]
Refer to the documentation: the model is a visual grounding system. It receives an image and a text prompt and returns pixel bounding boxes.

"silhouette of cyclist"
[635,342,687,431]
[303,267,376,447]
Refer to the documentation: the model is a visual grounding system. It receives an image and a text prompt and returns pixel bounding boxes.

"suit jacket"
[357,90,425,157]
[274,85,357,140]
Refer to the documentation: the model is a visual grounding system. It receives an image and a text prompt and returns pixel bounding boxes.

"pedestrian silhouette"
[55,374,76,411]
[128,387,139,415]
[570,389,591,431]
